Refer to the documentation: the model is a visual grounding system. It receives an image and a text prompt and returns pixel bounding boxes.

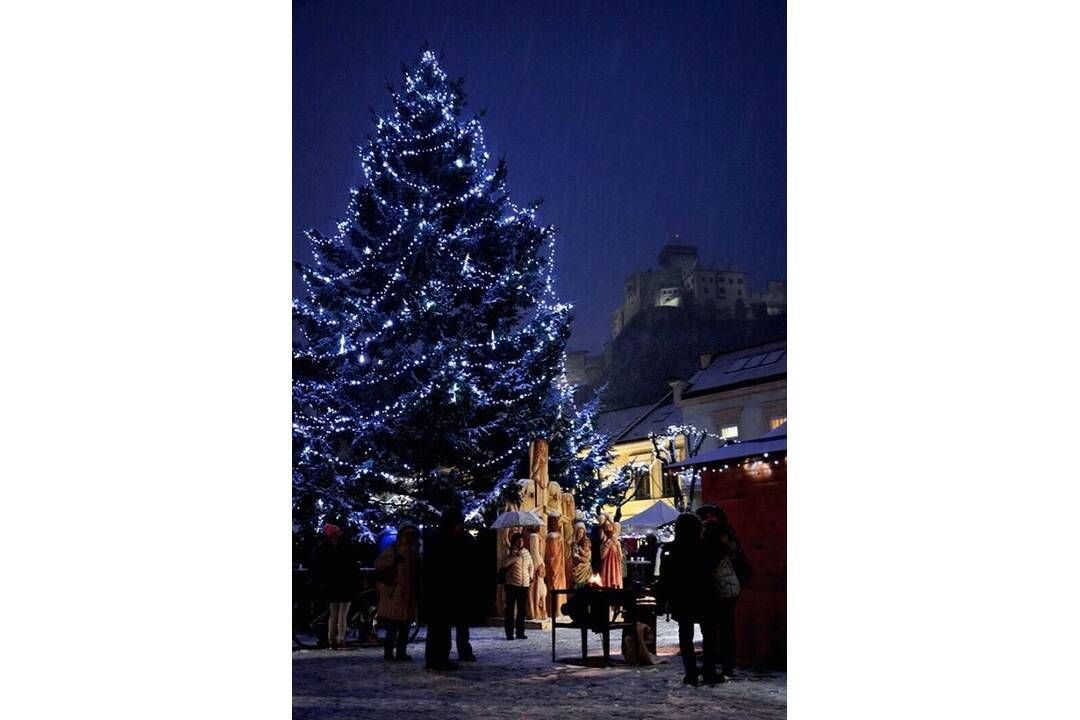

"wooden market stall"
[667,423,787,669]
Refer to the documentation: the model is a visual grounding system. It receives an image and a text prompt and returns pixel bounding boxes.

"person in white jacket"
[501,532,534,640]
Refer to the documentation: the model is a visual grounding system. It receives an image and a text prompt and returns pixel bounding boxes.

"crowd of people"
[304,510,479,671]
[304,502,750,683]
[371,511,479,671]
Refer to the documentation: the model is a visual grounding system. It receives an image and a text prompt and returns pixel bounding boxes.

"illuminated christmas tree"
[293,50,599,533]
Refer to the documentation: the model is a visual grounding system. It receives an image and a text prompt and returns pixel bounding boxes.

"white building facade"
[673,340,787,452]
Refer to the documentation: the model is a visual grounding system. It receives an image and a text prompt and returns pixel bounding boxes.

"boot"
[702,672,725,685]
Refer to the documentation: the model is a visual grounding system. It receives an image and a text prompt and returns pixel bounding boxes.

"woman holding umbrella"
[492,509,542,634]
[500,531,534,640]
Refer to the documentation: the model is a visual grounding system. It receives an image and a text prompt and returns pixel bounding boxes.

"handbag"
[497,566,509,584]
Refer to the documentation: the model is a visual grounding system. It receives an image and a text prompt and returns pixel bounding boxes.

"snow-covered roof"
[597,393,683,444]
[619,396,682,442]
[667,422,787,469]
[762,420,787,438]
[683,340,786,399]
[595,402,656,439]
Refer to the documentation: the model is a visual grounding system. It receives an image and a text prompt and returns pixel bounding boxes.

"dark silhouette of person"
[423,508,477,670]
[697,504,749,679]
[658,512,718,685]
[310,523,356,650]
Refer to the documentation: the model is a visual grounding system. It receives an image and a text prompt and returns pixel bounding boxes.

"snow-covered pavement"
[293,618,786,719]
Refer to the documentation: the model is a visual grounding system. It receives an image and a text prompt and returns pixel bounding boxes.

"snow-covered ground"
[293,617,786,719]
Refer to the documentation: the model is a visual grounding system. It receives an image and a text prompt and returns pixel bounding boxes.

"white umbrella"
[490,510,543,529]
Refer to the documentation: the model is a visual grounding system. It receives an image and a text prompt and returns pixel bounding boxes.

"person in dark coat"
[697,504,749,679]
[310,523,356,650]
[422,508,476,671]
[658,512,717,686]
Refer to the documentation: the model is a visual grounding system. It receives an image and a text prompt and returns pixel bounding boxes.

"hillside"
[599,307,787,408]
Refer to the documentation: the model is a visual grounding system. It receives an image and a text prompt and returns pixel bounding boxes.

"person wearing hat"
[375,521,422,661]
[311,523,355,650]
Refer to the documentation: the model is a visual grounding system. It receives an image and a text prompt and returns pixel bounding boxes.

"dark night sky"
[294,0,786,353]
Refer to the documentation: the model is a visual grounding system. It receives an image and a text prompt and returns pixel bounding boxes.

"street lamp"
[677,469,700,512]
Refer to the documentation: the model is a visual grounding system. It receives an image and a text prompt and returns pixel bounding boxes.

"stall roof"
[620,500,681,530]
[667,423,787,469]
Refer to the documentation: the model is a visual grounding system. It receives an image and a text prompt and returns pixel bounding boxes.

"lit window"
[769,416,786,430]
[720,425,739,440]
